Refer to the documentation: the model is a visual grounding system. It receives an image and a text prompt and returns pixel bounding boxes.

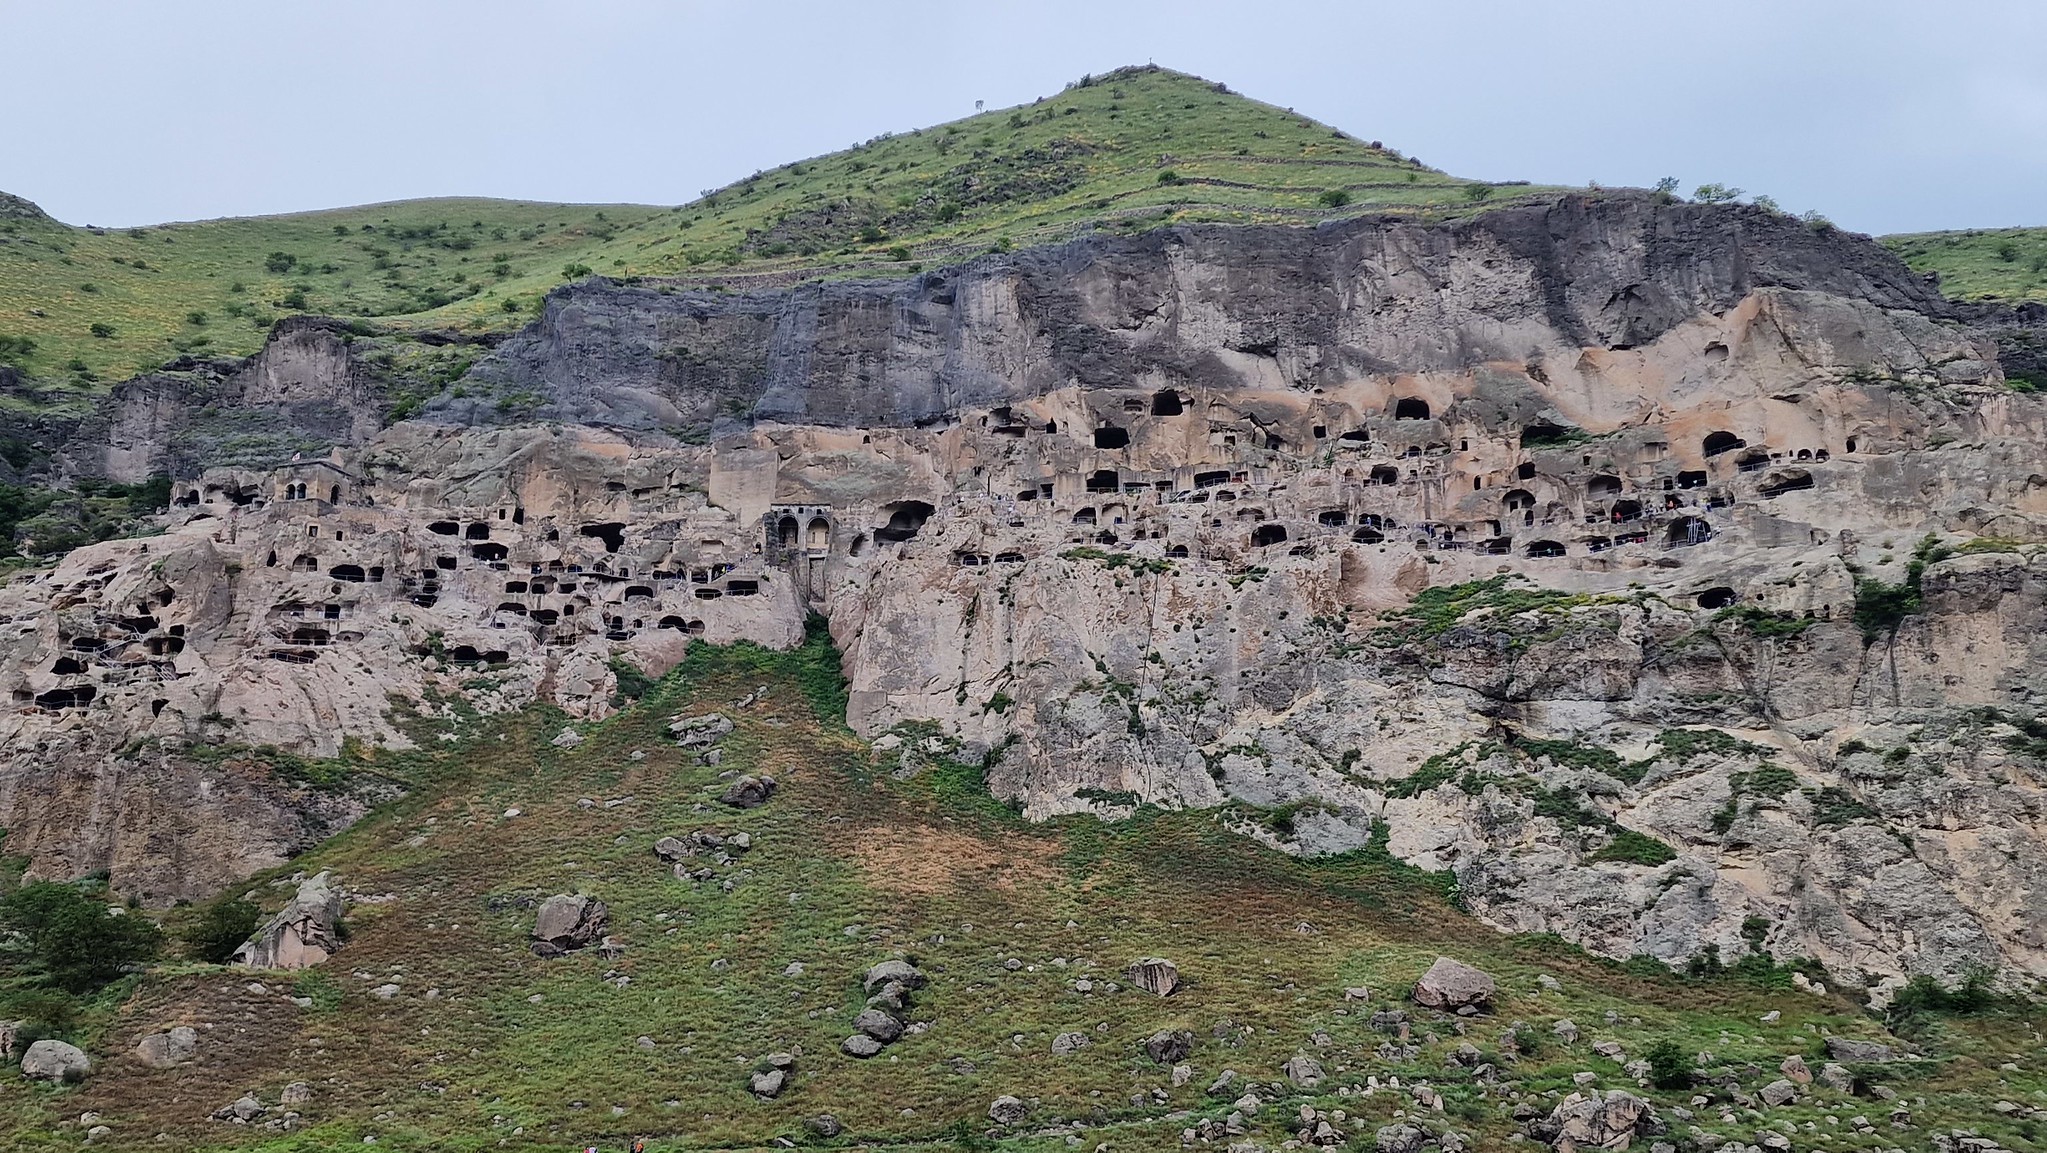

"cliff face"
[4,195,2045,993]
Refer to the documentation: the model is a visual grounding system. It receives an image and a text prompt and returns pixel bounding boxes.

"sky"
[3,0,2042,236]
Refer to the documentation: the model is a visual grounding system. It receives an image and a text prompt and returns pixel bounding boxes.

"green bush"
[1589,828,1677,866]
[180,895,261,963]
[88,322,115,339]
[264,251,298,273]
[0,881,162,993]
[1462,183,1495,202]
[1156,169,1180,185]
[1643,1038,1693,1089]
[1317,188,1351,208]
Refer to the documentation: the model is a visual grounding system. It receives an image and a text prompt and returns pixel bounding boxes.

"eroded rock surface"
[4,195,2046,986]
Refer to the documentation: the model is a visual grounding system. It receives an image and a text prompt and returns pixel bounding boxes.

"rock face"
[234,872,344,970]
[1412,957,1496,1011]
[530,894,608,956]
[1536,1089,1661,1151]
[5,195,2047,985]
[133,1026,199,1068]
[20,1039,91,1082]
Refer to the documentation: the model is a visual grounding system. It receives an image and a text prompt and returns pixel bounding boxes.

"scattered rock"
[234,871,344,969]
[862,959,927,993]
[1536,1088,1662,1151]
[1780,1054,1811,1084]
[1375,1122,1429,1153]
[1412,957,1495,1012]
[133,1026,199,1069]
[1825,1037,1895,1062]
[852,1008,903,1042]
[1553,1019,1580,1044]
[1128,956,1181,997]
[530,894,608,957]
[20,1039,90,1082]
[1818,1062,1855,1092]
[805,1115,842,1138]
[749,1068,786,1099]
[550,728,584,749]
[719,774,777,809]
[1283,1053,1326,1089]
[988,1094,1030,1125]
[281,1082,312,1105]
[1051,1031,1092,1056]
[670,713,734,748]
[211,1094,266,1123]
[1144,1028,1193,1064]
[840,1034,883,1059]
[1759,1078,1799,1107]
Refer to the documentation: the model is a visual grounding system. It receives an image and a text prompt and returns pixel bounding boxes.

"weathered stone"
[1825,1037,1895,1062]
[1144,1028,1192,1064]
[1283,1053,1326,1088]
[20,1039,90,1082]
[234,872,344,970]
[133,1026,199,1069]
[805,1115,842,1138]
[1412,957,1495,1012]
[1375,1122,1429,1153]
[748,1068,786,1098]
[852,1008,903,1042]
[530,894,608,954]
[1051,1031,1091,1056]
[862,959,926,993]
[987,1094,1029,1124]
[1759,1078,1799,1107]
[1779,1054,1811,1084]
[1127,956,1181,997]
[840,1034,883,1058]
[719,775,776,809]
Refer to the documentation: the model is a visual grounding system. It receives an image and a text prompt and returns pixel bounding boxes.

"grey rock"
[805,1115,842,1138]
[1051,1031,1092,1056]
[840,1034,883,1058]
[749,1068,786,1098]
[530,894,608,954]
[1375,1122,1429,1153]
[862,959,926,993]
[133,1025,199,1069]
[281,1081,312,1105]
[852,1008,903,1042]
[1283,1053,1325,1088]
[987,1094,1030,1124]
[1144,1028,1193,1064]
[20,1039,90,1082]
[719,775,777,809]
[550,728,584,749]
[1412,956,1496,1012]
[1825,1037,1895,1062]
[234,871,344,970]
[1127,956,1181,997]
[1759,1078,1799,1107]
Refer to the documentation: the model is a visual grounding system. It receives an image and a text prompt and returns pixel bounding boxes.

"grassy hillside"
[0,66,1532,401]
[1883,226,2047,303]
[1,630,2037,1151]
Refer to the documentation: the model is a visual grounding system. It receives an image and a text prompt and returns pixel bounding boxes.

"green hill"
[2,630,2036,1151]
[0,66,1529,405]
[1883,227,2047,304]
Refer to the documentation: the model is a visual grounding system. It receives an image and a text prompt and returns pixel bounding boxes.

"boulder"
[1051,1031,1092,1056]
[806,1115,842,1138]
[1283,1053,1326,1088]
[1144,1028,1193,1064]
[1553,1019,1580,1044]
[133,1026,199,1069]
[281,1081,313,1105]
[1412,956,1496,1012]
[670,713,734,747]
[1825,1036,1895,1062]
[1759,1078,1799,1107]
[840,1034,883,1058]
[988,1094,1030,1124]
[1536,1089,1661,1152]
[719,774,777,808]
[530,894,608,955]
[550,728,584,749]
[852,1008,903,1042]
[862,959,927,993]
[211,1094,267,1122]
[234,871,344,970]
[749,1068,786,1098]
[1818,1062,1855,1092]
[20,1039,90,1082]
[1128,956,1181,997]
[1779,1054,1811,1084]
[0,1021,19,1062]
[1376,1123,1429,1153]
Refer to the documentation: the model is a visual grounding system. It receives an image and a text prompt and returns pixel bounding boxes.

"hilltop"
[0,66,1520,401]
[1884,226,2047,304]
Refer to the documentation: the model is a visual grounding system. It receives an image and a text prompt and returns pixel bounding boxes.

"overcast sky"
[4,0,2041,236]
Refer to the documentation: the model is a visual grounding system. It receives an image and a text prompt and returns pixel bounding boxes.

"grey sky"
[3,0,2040,236]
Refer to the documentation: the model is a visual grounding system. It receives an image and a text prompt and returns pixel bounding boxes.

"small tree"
[88,322,115,339]
[180,895,262,964]
[1317,188,1352,208]
[264,251,298,273]
[1653,176,1681,198]
[1693,183,1744,205]
[0,881,163,993]
[1463,184,1495,203]
[1643,1039,1693,1090]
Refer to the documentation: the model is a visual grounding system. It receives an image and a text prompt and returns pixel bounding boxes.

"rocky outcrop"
[4,196,2046,987]
[235,871,344,969]
[530,894,607,956]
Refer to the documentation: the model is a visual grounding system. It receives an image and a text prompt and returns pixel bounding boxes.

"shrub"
[887,245,912,262]
[0,880,162,993]
[180,895,260,963]
[1462,184,1495,203]
[560,262,592,280]
[1317,188,1351,208]
[1653,176,1681,199]
[1693,183,1744,204]
[1589,828,1677,866]
[185,310,208,326]
[1643,1039,1693,1089]
[1996,241,2020,263]
[1156,169,1180,185]
[0,334,34,363]
[279,287,309,310]
[88,322,115,339]
[264,251,298,273]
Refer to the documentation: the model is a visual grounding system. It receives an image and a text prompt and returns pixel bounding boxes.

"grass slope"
[2,630,2038,1151]
[0,66,1531,402]
[1884,226,2047,304]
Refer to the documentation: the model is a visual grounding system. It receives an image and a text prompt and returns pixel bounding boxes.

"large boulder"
[1144,1028,1193,1064]
[21,1039,91,1082]
[1284,1053,1326,1088]
[234,872,344,970]
[670,713,734,748]
[988,1095,1030,1125]
[133,1026,199,1068]
[862,959,927,993]
[1825,1036,1895,1062]
[719,775,777,809]
[840,1034,883,1058]
[1412,956,1496,1012]
[1128,956,1181,997]
[852,1008,903,1042]
[1534,1089,1662,1152]
[530,894,609,956]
